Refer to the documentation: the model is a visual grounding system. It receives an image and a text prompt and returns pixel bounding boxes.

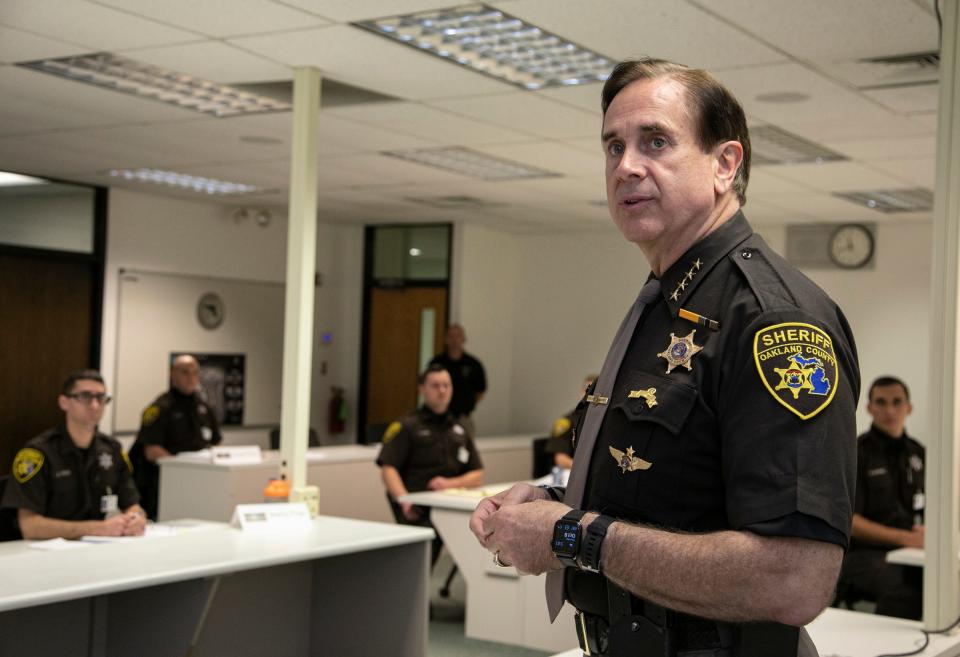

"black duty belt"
[572,581,798,657]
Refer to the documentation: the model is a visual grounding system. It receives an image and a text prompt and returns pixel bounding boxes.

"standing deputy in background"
[131,354,222,519]
[430,324,487,436]
[469,58,859,657]
[837,376,924,619]
[1,370,145,539]
[545,374,598,470]
[377,364,484,565]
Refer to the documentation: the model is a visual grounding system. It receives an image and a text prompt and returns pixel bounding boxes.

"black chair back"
[0,475,22,542]
[532,437,553,478]
[269,427,321,450]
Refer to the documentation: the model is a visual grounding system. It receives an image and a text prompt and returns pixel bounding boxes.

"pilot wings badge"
[609,445,652,474]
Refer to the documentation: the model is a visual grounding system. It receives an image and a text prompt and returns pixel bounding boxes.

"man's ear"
[57,394,69,412]
[713,140,743,196]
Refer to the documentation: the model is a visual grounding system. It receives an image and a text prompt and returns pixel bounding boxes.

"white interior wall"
[99,188,363,449]
[450,222,521,436]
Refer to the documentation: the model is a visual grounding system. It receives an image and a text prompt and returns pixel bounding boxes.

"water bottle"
[551,465,563,486]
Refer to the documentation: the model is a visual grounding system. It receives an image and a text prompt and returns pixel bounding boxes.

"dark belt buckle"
[575,611,608,655]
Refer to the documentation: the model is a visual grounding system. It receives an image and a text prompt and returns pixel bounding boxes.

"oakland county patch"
[142,405,160,427]
[13,447,45,484]
[753,322,839,420]
[382,421,402,443]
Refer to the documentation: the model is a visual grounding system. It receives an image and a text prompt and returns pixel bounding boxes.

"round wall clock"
[197,292,225,329]
[828,223,874,269]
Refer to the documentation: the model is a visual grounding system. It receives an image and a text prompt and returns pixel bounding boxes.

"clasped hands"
[468,483,570,575]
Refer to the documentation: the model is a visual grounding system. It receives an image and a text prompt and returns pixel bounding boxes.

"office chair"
[0,476,22,542]
[269,427,320,450]
[532,436,553,478]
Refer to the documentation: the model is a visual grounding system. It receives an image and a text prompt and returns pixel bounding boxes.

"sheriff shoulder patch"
[551,417,571,438]
[382,421,402,443]
[13,447,45,484]
[122,450,133,473]
[754,322,839,420]
[142,405,160,427]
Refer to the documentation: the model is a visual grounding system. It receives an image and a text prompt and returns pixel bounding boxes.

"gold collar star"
[657,329,703,374]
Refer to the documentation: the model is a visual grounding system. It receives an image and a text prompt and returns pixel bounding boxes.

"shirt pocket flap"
[612,371,697,435]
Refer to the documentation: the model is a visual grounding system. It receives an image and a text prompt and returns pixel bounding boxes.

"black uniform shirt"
[546,406,584,457]
[429,351,487,416]
[1,427,139,520]
[376,406,484,493]
[582,212,859,543]
[852,425,925,549]
[136,389,222,454]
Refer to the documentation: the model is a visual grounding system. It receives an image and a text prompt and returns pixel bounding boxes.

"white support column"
[925,0,960,631]
[280,67,321,490]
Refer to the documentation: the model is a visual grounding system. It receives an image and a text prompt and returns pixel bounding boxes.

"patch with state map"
[754,322,838,420]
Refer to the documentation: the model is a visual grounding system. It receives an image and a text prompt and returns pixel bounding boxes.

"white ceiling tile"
[496,0,785,70]
[475,141,602,179]
[776,112,932,143]
[862,83,940,115]
[909,112,939,132]
[769,161,909,193]
[821,135,937,161]
[0,26,88,64]
[746,168,817,198]
[95,0,329,38]
[0,94,120,135]
[865,157,936,189]
[326,101,530,145]
[536,84,604,114]
[704,0,937,60]
[0,0,201,50]
[738,198,819,226]
[275,0,457,22]
[230,24,511,100]
[428,92,596,139]
[123,42,291,83]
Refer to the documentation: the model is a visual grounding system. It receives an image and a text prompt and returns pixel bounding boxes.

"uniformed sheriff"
[377,363,485,565]
[130,354,222,519]
[469,58,859,657]
[2,369,145,539]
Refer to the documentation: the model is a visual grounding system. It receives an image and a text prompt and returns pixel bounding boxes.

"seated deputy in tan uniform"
[545,374,598,470]
[130,354,222,519]
[1,369,145,540]
[377,364,484,564]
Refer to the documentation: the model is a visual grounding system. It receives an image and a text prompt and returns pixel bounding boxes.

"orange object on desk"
[263,478,290,503]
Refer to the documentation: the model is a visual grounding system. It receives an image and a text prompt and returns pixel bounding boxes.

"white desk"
[548,608,960,657]
[887,547,926,567]
[0,516,433,657]
[158,435,538,524]
[401,485,578,653]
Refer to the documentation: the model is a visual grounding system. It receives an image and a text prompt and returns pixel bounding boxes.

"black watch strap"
[553,509,587,568]
[539,485,565,501]
[579,515,616,573]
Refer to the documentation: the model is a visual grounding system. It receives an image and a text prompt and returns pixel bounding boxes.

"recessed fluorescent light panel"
[0,171,48,187]
[18,53,290,118]
[383,146,560,180]
[750,125,847,165]
[109,169,257,195]
[833,188,933,213]
[354,4,612,90]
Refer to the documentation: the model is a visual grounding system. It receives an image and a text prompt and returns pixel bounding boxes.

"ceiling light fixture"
[354,4,612,90]
[833,187,934,213]
[750,125,847,165]
[18,53,291,118]
[383,146,561,180]
[0,171,48,187]
[109,168,257,195]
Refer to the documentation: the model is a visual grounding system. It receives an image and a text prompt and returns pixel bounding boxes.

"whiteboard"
[113,269,284,433]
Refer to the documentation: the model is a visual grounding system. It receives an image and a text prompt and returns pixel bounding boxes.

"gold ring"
[493,551,509,567]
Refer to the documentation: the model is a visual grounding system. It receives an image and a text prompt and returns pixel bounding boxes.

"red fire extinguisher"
[328,387,347,434]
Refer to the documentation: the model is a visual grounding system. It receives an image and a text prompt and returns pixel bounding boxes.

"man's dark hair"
[601,57,751,206]
[418,363,450,385]
[869,376,910,403]
[61,369,105,395]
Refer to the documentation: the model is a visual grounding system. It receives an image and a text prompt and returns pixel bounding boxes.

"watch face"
[828,224,874,269]
[552,518,580,557]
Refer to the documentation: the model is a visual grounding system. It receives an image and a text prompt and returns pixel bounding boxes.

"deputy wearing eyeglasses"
[1,369,145,539]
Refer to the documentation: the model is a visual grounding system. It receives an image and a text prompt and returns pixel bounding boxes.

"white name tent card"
[231,503,312,532]
[211,445,262,465]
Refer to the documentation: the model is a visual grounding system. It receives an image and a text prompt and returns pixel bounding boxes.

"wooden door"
[365,287,447,428]
[0,254,94,475]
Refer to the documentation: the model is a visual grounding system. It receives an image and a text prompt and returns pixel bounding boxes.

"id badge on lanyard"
[100,485,119,517]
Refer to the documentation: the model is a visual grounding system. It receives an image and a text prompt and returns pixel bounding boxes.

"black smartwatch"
[552,509,587,568]
[579,515,616,573]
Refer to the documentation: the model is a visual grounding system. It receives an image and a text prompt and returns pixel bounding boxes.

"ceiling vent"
[833,188,934,213]
[750,125,847,165]
[405,195,502,208]
[840,50,940,91]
